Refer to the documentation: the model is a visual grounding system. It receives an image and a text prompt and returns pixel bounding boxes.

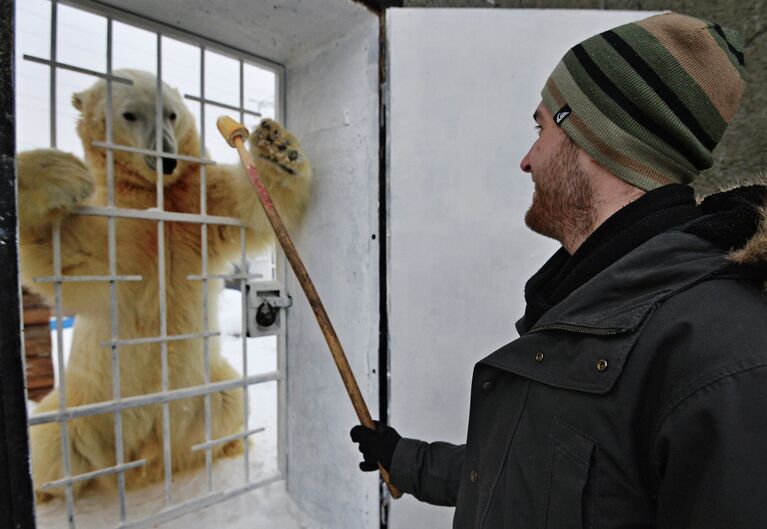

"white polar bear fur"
[18,69,312,499]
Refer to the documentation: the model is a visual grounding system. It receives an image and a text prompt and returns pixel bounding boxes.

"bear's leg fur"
[124,430,165,489]
[209,358,246,458]
[167,359,247,473]
[17,149,94,235]
[30,391,117,501]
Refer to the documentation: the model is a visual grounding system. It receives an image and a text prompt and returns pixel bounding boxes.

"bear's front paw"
[18,149,95,226]
[248,119,311,183]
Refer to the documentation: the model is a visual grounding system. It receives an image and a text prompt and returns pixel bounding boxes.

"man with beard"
[351,11,767,528]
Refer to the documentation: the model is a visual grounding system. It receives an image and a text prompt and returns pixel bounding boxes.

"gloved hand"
[350,421,401,472]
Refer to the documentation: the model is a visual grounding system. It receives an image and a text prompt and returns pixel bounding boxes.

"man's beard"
[525,138,596,250]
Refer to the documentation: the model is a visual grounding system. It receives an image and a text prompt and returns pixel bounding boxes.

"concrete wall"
[402,0,767,195]
[285,14,382,529]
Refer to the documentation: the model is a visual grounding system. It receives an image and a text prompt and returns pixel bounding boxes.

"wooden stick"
[217,116,402,499]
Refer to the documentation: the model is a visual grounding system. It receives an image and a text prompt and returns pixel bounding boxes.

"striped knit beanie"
[542,12,746,191]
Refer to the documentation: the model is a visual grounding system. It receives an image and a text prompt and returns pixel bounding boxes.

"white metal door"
[386,8,655,527]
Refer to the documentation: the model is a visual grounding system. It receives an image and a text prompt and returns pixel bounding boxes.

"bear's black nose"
[162,158,177,175]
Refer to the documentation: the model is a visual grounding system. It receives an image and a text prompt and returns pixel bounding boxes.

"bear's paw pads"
[249,119,307,177]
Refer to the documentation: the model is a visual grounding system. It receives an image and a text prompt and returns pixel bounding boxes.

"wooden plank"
[23,323,54,401]
[23,307,51,326]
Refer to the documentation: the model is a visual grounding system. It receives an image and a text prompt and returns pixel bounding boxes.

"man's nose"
[520,150,532,173]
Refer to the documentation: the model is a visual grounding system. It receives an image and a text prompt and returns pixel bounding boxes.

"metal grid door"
[16,1,289,527]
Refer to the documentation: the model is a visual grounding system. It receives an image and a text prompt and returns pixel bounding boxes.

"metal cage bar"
[238,61,251,485]
[90,141,215,164]
[75,206,242,226]
[104,16,132,522]
[153,33,174,507]
[29,371,283,426]
[199,46,215,493]
[191,427,265,453]
[184,93,262,118]
[186,272,263,281]
[240,228,251,483]
[47,2,79,525]
[35,274,143,283]
[101,331,221,348]
[274,68,288,480]
[24,54,133,84]
[41,460,147,492]
[49,0,57,149]
[117,474,283,529]
[52,224,76,527]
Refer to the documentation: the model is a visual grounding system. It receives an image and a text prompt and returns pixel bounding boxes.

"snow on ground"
[33,288,311,529]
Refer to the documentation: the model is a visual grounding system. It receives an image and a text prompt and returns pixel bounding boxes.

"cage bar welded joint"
[0,1,37,528]
[11,0,290,527]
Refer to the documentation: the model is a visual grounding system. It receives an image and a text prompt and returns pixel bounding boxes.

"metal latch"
[246,280,291,337]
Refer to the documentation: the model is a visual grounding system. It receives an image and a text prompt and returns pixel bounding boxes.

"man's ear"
[72,90,86,111]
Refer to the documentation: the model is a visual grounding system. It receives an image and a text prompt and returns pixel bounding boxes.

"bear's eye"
[168,111,177,121]
[122,112,137,122]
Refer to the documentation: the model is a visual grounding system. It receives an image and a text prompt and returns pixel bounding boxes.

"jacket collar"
[486,231,730,394]
[516,182,767,335]
[517,230,729,335]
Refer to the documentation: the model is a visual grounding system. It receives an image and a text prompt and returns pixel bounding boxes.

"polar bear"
[18,69,312,500]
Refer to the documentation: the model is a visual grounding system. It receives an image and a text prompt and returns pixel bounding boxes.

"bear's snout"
[143,129,178,176]
[162,158,177,175]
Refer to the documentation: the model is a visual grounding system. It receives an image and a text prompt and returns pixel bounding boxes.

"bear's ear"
[72,91,86,111]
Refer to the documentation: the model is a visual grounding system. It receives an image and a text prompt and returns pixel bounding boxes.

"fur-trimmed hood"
[684,184,767,267]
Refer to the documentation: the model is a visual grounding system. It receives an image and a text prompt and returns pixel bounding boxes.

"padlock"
[255,301,278,327]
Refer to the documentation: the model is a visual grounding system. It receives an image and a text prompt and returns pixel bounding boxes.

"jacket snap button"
[596,359,608,371]
[481,380,495,392]
[469,469,479,483]
[535,352,544,362]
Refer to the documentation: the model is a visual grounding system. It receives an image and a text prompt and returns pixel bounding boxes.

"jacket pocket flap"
[479,329,640,394]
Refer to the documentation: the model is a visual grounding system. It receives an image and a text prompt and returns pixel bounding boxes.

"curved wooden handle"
[217,115,403,500]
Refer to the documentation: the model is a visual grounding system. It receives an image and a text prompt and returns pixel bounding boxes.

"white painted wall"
[386,8,656,528]
[284,14,382,529]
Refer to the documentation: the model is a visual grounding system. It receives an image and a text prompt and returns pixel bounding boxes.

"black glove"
[349,421,401,472]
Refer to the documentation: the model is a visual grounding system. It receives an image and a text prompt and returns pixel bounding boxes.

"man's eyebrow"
[533,109,541,123]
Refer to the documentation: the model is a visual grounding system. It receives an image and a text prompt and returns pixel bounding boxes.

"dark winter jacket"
[389,184,767,529]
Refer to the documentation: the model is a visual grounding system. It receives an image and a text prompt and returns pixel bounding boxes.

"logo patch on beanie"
[554,105,572,126]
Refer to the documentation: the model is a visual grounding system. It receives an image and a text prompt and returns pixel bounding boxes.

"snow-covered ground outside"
[32,288,311,529]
